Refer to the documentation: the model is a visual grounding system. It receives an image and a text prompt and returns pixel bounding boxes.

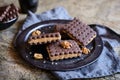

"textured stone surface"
[0,0,120,80]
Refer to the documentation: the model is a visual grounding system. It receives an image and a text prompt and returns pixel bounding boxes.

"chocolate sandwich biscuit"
[28,31,61,45]
[0,4,18,23]
[55,18,96,46]
[47,40,82,61]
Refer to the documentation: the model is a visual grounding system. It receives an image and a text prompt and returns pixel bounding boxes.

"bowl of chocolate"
[0,4,18,30]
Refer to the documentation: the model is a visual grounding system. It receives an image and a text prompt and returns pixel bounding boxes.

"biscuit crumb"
[82,47,90,54]
[32,30,41,36]
[60,41,72,49]
[34,53,43,59]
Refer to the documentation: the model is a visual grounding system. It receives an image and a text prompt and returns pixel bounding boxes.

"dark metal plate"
[14,20,103,71]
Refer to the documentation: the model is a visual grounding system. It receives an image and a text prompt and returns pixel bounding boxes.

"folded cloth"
[16,7,120,80]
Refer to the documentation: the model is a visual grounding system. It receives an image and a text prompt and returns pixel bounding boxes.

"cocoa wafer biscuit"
[0,4,18,22]
[47,40,82,61]
[0,5,10,22]
[28,32,61,45]
[55,18,96,46]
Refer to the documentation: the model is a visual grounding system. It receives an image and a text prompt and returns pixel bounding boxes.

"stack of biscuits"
[28,18,96,61]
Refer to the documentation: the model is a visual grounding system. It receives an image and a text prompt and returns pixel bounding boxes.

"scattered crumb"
[55,62,58,65]
[51,62,54,65]
[98,45,101,47]
[43,60,46,63]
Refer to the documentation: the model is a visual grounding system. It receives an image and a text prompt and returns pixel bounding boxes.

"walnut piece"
[82,47,90,54]
[32,30,41,36]
[34,53,43,59]
[61,41,72,49]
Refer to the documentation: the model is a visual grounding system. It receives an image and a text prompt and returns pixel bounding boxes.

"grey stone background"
[0,0,120,80]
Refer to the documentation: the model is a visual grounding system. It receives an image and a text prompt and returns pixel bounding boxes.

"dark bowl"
[0,17,18,30]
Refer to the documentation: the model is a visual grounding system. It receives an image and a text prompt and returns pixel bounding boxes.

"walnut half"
[34,53,43,59]
[60,41,72,49]
[32,30,41,36]
[82,47,90,54]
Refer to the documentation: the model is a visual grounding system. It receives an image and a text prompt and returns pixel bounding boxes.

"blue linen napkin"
[16,7,120,80]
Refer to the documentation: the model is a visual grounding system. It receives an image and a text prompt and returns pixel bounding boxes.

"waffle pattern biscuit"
[47,40,82,61]
[0,4,18,23]
[28,32,61,45]
[55,18,96,46]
